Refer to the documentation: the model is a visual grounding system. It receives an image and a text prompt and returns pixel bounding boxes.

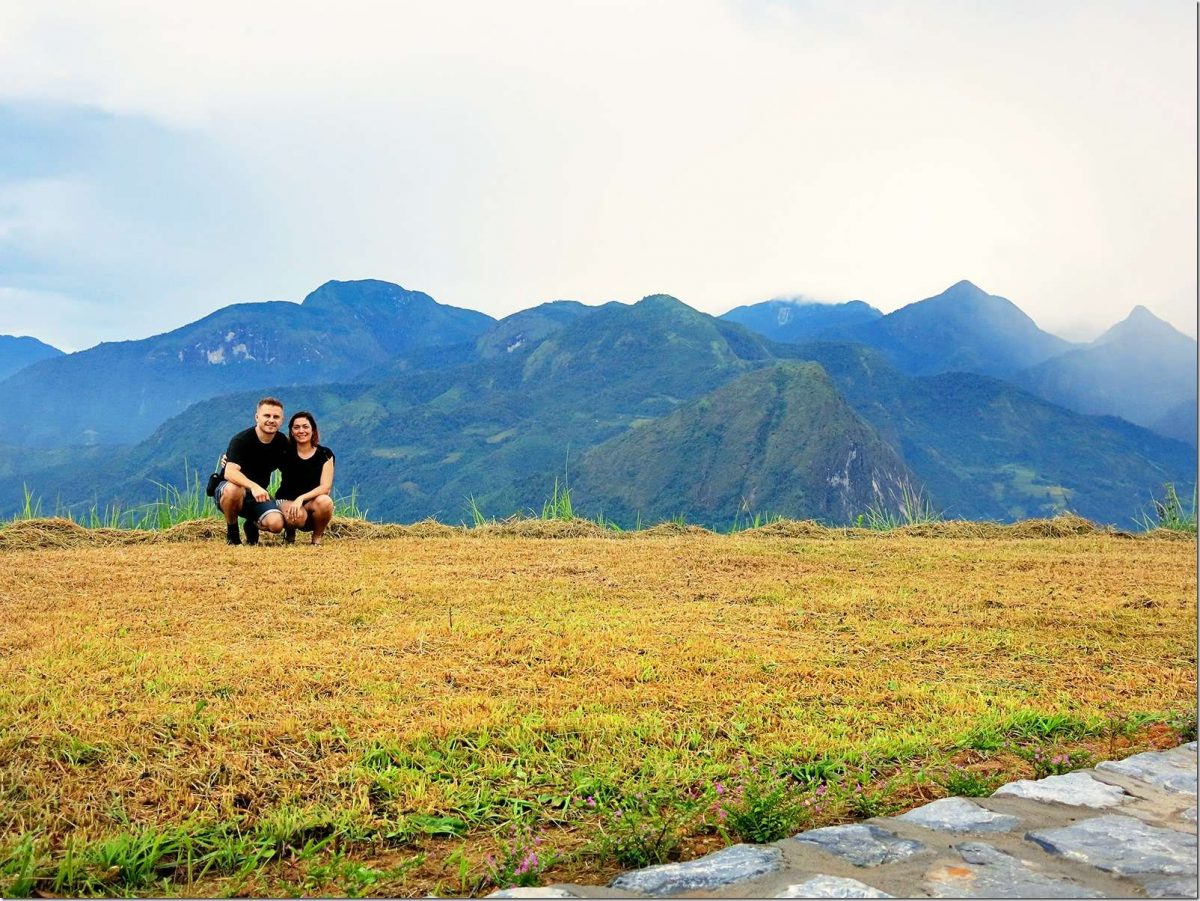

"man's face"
[256,404,284,434]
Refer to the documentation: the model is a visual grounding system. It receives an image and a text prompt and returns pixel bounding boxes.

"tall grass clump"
[1137,483,1197,534]
[333,486,368,521]
[857,479,941,530]
[135,466,222,529]
[16,485,45,521]
[465,496,491,527]
[540,477,574,521]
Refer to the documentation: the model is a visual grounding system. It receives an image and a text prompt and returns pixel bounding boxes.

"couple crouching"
[213,397,336,546]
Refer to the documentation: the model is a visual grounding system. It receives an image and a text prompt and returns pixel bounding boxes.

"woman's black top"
[277,445,335,501]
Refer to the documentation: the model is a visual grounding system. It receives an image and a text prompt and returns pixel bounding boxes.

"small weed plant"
[847,781,904,818]
[1168,709,1198,743]
[0,833,41,898]
[941,767,1002,798]
[713,767,821,843]
[484,825,554,890]
[1020,746,1094,779]
[590,788,705,869]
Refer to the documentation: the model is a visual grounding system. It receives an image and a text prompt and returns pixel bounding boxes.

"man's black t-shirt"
[223,427,290,488]
[277,445,335,501]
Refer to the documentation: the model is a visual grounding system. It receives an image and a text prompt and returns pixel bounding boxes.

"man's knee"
[218,486,243,514]
[312,495,334,516]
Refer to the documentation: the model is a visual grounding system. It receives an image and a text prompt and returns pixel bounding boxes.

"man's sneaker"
[244,520,260,546]
[226,522,241,545]
[284,527,296,545]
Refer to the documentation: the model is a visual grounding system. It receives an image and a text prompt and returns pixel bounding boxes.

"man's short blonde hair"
[257,396,284,410]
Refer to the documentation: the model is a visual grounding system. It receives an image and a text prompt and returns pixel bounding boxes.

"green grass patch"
[856,479,942,530]
[1138,483,1197,534]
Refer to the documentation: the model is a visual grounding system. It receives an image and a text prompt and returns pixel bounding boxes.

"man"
[213,397,290,545]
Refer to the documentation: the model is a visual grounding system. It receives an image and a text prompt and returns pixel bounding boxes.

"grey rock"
[896,796,1021,833]
[1027,814,1198,877]
[1144,876,1199,898]
[922,842,1104,898]
[609,844,783,895]
[1144,876,1200,899]
[487,889,578,898]
[775,875,893,897]
[1183,807,1197,823]
[1097,749,1198,795]
[1170,743,1198,760]
[993,771,1130,808]
[791,824,927,868]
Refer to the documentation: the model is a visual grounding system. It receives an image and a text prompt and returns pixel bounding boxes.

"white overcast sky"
[0,0,1194,351]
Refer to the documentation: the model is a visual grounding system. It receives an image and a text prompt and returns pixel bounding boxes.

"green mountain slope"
[788,343,1196,524]
[18,295,783,522]
[571,362,912,527]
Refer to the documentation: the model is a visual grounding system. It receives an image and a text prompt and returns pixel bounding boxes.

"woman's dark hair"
[288,411,319,446]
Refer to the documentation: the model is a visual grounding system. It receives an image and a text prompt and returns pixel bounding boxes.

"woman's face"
[291,418,314,444]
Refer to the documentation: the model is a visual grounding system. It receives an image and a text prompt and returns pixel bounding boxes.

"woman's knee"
[260,510,285,533]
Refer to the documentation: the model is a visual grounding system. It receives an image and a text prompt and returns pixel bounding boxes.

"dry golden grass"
[0,522,1194,896]
[1,511,1172,551]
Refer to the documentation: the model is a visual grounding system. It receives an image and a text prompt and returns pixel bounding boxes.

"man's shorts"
[213,480,281,525]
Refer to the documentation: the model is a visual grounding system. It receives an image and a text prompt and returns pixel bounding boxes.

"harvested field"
[0,521,1195,897]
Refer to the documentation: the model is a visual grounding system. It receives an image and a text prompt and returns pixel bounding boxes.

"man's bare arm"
[223,462,269,502]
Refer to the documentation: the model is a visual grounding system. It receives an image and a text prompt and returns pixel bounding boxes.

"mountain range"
[1011,305,1197,445]
[0,280,493,446]
[719,281,1196,447]
[0,335,62,381]
[0,278,1193,528]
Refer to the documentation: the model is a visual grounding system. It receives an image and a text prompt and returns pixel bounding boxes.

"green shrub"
[714,767,818,843]
[941,767,1002,797]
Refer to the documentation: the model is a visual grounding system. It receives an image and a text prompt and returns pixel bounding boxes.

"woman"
[278,410,336,545]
